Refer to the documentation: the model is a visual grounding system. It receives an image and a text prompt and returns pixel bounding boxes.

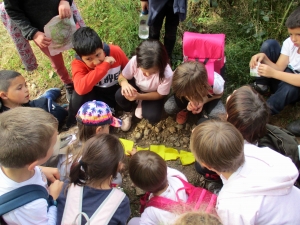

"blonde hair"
[190,120,244,173]
[173,212,222,225]
[0,107,58,168]
[172,61,211,103]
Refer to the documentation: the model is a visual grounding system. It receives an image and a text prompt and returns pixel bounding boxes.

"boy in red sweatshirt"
[67,27,129,127]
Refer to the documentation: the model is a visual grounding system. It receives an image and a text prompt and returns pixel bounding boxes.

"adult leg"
[0,3,38,71]
[148,1,167,41]
[163,0,179,60]
[39,46,72,85]
[141,98,165,124]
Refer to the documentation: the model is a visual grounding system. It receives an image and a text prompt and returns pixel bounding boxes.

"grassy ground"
[0,0,299,124]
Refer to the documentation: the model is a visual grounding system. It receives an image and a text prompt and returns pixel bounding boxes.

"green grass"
[0,0,298,96]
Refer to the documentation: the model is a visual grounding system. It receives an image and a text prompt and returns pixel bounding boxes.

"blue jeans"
[256,39,300,114]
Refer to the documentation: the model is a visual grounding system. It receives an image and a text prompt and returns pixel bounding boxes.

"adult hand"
[141,1,148,12]
[33,31,52,48]
[49,180,64,200]
[257,64,275,78]
[249,53,265,68]
[58,0,71,19]
[39,166,60,183]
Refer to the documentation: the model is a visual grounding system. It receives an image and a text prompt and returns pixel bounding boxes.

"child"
[67,27,129,127]
[127,150,188,225]
[190,120,300,225]
[140,0,187,61]
[0,107,64,225]
[164,61,225,124]
[57,133,130,225]
[0,70,68,127]
[173,212,222,225]
[3,0,74,100]
[226,85,270,144]
[249,6,300,115]
[58,100,122,182]
[115,40,173,131]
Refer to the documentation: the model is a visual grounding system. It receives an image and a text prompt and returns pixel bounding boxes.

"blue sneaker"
[39,88,61,101]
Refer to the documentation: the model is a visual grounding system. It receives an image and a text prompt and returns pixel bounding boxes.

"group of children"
[1,2,300,225]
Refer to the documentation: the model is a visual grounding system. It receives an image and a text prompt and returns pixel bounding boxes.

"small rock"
[175,141,181,147]
[135,132,142,140]
[176,124,184,130]
[154,127,161,133]
[156,136,161,141]
[182,137,190,144]
[156,122,162,128]
[135,186,146,196]
[151,137,155,141]
[168,127,176,133]
[31,83,36,89]
[137,123,146,129]
[183,144,187,148]
[144,129,150,136]
[170,136,176,142]
[185,123,191,131]
[147,124,153,129]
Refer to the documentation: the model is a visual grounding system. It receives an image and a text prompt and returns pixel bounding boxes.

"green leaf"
[263,15,269,22]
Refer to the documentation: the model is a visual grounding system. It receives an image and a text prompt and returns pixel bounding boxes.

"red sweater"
[71,44,129,95]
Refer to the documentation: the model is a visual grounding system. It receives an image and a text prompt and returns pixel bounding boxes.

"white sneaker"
[120,112,132,131]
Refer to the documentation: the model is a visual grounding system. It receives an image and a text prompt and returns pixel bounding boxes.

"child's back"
[128,151,188,225]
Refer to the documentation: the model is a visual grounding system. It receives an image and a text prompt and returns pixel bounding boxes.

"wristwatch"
[48,195,58,207]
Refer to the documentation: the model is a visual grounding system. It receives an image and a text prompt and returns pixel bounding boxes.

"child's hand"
[104,56,116,65]
[39,166,60,183]
[187,101,204,114]
[121,82,137,97]
[124,91,138,101]
[49,180,64,200]
[58,0,71,19]
[257,64,275,78]
[33,31,52,48]
[127,148,137,156]
[250,53,265,68]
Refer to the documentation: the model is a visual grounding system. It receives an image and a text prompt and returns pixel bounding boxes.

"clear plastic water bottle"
[138,10,149,39]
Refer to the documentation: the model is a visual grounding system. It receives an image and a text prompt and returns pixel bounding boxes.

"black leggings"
[67,85,119,126]
[115,79,165,124]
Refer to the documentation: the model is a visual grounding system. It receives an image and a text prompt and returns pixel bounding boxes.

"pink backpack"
[140,176,217,214]
[61,184,126,225]
[183,32,226,86]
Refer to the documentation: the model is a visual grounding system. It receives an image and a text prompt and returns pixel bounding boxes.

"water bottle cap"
[141,10,148,15]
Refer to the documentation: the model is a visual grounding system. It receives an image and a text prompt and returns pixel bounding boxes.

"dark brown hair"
[0,107,58,168]
[226,85,269,144]
[172,61,211,102]
[190,120,245,173]
[0,70,22,92]
[129,151,167,193]
[136,40,169,82]
[69,133,124,186]
[285,6,300,29]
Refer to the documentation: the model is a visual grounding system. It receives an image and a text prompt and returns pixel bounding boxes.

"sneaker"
[120,112,133,132]
[64,83,74,103]
[251,82,269,96]
[176,109,188,124]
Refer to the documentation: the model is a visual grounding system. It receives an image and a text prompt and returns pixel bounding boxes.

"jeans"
[255,39,300,114]
[149,0,179,60]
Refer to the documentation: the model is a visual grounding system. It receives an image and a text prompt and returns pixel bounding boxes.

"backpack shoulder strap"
[0,184,48,216]
[61,184,84,225]
[145,195,180,213]
[89,188,125,224]
[103,43,110,56]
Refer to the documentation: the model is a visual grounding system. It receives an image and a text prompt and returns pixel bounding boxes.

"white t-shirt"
[122,56,173,95]
[0,166,57,225]
[140,167,188,225]
[281,37,300,72]
[212,71,225,95]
